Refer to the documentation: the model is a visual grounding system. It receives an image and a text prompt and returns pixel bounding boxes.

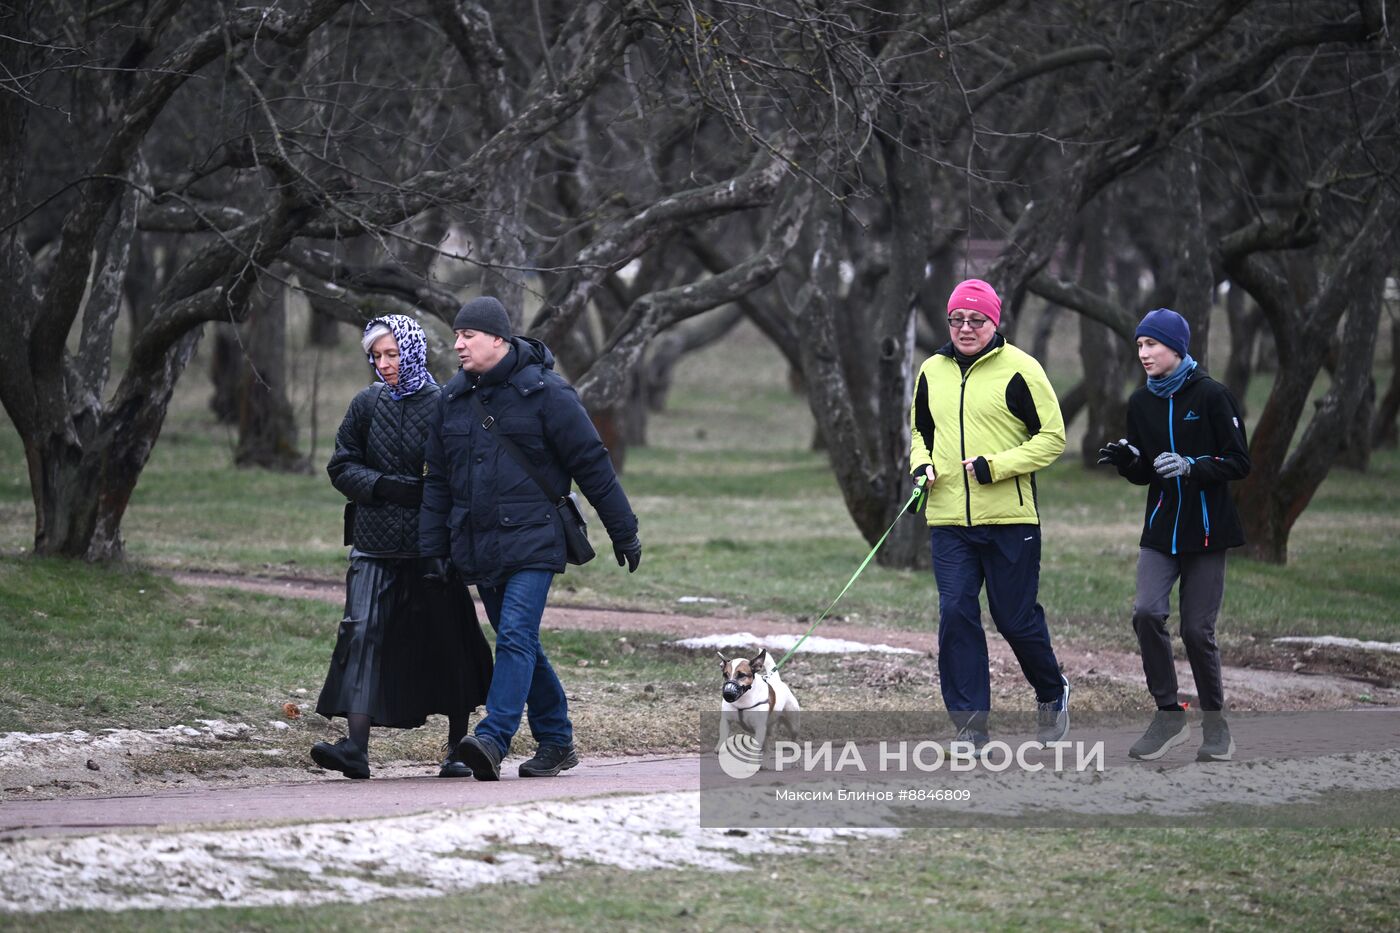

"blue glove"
[1153,451,1191,479]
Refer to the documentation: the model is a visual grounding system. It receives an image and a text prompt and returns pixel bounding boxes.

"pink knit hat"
[946,279,1002,327]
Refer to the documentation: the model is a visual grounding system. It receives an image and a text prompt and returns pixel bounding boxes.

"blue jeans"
[473,570,572,756]
[930,525,1063,727]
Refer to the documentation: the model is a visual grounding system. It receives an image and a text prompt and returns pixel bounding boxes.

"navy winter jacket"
[419,337,637,585]
[1118,368,1250,554]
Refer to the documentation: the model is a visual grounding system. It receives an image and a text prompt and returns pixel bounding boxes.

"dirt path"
[172,570,1399,711]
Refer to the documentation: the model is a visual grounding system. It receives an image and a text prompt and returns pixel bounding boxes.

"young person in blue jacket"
[1098,308,1250,762]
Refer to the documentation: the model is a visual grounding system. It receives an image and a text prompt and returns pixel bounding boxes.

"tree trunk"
[1371,318,1400,449]
[1222,282,1259,414]
[871,119,937,570]
[1075,207,1132,465]
[235,282,306,472]
[1029,302,1061,363]
[644,305,743,413]
[1336,375,1375,471]
[31,330,204,560]
[209,323,241,424]
[308,301,342,347]
[1162,133,1215,369]
[1236,270,1386,562]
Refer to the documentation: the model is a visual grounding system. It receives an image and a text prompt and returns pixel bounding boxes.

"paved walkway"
[0,753,697,840]
[6,711,1400,840]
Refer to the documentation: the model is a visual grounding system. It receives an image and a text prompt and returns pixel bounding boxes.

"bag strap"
[467,391,566,505]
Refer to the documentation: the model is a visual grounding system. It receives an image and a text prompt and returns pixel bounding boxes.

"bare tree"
[4,0,1396,570]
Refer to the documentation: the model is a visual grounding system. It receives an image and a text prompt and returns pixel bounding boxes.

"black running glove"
[1096,439,1140,469]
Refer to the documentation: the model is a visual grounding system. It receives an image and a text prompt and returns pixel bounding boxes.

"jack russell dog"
[716,649,801,761]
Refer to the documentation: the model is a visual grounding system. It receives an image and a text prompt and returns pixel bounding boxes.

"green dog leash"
[771,477,927,672]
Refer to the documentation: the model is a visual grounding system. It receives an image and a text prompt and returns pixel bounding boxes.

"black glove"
[613,533,642,573]
[907,470,932,514]
[374,476,422,508]
[420,556,451,585]
[1096,439,1140,468]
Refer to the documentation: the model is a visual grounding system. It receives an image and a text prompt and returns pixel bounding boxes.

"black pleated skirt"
[316,556,493,728]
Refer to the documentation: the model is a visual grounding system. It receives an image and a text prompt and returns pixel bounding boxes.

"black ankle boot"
[310,738,370,779]
[438,741,473,778]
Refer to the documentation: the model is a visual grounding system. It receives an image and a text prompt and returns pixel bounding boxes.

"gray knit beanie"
[452,296,512,338]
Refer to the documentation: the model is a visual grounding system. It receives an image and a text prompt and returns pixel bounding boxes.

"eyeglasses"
[948,316,991,330]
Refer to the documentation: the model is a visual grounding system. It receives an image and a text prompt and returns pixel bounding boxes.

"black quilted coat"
[328,382,440,556]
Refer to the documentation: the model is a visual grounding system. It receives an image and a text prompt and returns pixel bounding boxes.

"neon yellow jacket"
[908,335,1065,526]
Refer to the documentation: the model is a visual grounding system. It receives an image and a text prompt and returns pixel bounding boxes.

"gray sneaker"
[1036,675,1071,744]
[1128,710,1190,760]
[1196,715,1234,762]
[951,726,989,759]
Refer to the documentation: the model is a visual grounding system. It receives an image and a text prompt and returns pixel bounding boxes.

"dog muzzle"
[722,680,749,703]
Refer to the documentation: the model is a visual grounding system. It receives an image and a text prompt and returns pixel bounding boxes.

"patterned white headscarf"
[363,315,436,399]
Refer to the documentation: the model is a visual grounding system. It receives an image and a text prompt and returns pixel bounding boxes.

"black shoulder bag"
[468,392,596,565]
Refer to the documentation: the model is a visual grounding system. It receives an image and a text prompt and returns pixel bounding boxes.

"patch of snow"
[0,792,896,914]
[673,632,918,656]
[677,596,727,604]
[1274,636,1400,654]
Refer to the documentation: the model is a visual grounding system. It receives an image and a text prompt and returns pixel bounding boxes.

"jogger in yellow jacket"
[908,278,1070,750]
[909,331,1067,526]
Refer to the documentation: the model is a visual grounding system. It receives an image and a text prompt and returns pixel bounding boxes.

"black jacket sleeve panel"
[541,377,638,543]
[327,388,383,503]
[1120,400,1155,486]
[1004,371,1042,437]
[911,372,935,474]
[1189,382,1251,485]
[418,393,451,558]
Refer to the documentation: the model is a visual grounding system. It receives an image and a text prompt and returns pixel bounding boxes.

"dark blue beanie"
[1135,308,1189,358]
[453,296,512,338]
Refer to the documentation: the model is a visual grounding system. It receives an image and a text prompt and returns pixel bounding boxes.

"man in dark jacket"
[421,296,642,780]
[1098,308,1250,763]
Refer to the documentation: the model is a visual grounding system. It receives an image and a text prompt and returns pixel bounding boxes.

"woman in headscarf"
[312,315,492,779]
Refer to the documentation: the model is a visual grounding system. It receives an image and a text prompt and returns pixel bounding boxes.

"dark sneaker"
[1128,710,1190,760]
[1037,675,1071,744]
[519,743,579,778]
[951,726,990,759]
[1196,715,1235,762]
[310,738,370,779]
[451,734,502,781]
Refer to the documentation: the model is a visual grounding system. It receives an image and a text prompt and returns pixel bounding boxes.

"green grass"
[8,825,1398,931]
[0,559,337,734]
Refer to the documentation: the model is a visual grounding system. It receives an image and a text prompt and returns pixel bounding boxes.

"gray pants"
[1132,547,1227,711]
